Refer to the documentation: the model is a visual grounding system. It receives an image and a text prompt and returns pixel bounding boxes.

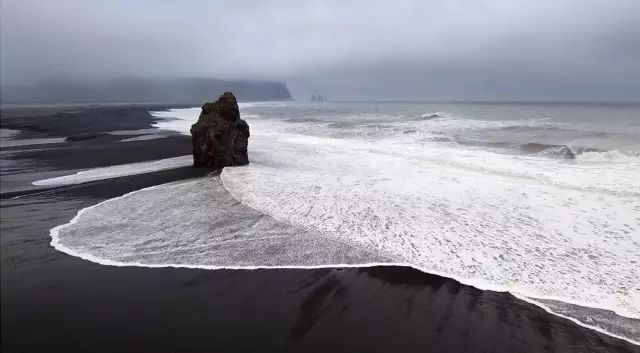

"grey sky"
[2,0,639,100]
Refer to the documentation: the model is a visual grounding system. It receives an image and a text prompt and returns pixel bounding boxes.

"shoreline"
[2,105,638,353]
[49,182,640,346]
[4,183,637,352]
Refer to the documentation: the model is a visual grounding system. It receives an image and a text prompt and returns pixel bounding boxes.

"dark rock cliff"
[190,92,249,168]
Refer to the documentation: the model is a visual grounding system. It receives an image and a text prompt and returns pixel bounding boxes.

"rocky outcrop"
[190,92,249,168]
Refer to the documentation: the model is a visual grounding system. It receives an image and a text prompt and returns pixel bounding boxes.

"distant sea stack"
[1,78,292,104]
[190,92,249,168]
[311,94,328,102]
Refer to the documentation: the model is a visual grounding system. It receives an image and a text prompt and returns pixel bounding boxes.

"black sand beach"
[1,106,638,353]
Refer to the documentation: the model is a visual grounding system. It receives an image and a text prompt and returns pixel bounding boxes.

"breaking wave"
[518,142,640,161]
[519,143,577,159]
[420,111,451,119]
[576,149,640,162]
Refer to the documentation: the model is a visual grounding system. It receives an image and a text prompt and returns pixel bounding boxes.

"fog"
[2,0,639,101]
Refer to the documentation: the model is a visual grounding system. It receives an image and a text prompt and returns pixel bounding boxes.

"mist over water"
[51,102,640,344]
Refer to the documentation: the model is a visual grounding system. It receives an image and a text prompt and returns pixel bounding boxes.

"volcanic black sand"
[1,105,638,353]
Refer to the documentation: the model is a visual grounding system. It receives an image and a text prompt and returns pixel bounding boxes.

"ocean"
[43,101,640,345]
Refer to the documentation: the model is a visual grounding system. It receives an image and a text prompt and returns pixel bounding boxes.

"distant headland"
[1,78,293,104]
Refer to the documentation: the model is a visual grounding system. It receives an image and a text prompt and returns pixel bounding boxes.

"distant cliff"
[1,78,292,104]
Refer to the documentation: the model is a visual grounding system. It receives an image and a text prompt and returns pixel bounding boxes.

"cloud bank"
[2,0,639,100]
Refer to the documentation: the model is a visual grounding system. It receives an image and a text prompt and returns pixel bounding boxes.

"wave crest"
[420,111,451,120]
[576,149,640,162]
[520,143,576,159]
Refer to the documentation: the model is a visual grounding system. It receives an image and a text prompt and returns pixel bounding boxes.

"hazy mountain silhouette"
[1,78,292,104]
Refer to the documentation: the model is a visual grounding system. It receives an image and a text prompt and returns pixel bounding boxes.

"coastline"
[1,105,638,353]
[49,179,640,346]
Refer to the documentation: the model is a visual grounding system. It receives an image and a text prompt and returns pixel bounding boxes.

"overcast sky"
[2,0,639,101]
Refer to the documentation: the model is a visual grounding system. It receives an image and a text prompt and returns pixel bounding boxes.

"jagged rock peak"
[190,92,250,168]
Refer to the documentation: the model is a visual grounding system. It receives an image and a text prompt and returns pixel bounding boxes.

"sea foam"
[33,155,192,186]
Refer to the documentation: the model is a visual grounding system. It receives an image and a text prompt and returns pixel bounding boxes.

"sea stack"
[190,92,250,168]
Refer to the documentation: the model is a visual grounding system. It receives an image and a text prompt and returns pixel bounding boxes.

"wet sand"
[1,106,638,353]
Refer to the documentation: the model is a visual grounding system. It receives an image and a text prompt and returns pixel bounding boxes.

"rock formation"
[190,92,250,168]
[311,94,328,102]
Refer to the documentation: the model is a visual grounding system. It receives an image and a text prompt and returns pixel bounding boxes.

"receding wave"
[51,176,390,269]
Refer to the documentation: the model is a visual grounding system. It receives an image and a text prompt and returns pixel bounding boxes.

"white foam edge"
[512,293,640,346]
[32,155,192,186]
[49,178,640,346]
[117,134,170,143]
[1,137,67,148]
